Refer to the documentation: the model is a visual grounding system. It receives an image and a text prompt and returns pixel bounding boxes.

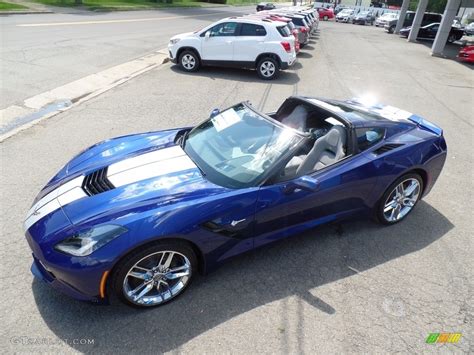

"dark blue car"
[24,96,447,308]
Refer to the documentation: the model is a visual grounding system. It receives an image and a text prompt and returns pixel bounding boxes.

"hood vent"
[373,143,403,155]
[82,167,115,196]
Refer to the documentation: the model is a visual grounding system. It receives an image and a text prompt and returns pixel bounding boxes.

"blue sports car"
[25,96,447,308]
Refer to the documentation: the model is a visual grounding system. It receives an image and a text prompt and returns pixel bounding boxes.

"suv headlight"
[54,225,127,256]
[169,38,180,45]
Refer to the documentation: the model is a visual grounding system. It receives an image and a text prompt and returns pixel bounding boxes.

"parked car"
[270,12,311,47]
[257,2,275,12]
[315,7,334,21]
[353,11,375,25]
[457,43,474,63]
[334,4,348,15]
[335,9,355,23]
[244,14,301,53]
[399,23,464,43]
[24,95,446,308]
[464,22,474,35]
[384,11,442,33]
[168,18,297,80]
[375,12,398,27]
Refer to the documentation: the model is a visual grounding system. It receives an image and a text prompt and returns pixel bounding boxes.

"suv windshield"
[184,103,303,188]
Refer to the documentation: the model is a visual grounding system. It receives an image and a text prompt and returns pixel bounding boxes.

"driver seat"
[296,126,346,176]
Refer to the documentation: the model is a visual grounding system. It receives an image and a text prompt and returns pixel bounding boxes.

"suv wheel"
[257,57,279,80]
[179,50,200,72]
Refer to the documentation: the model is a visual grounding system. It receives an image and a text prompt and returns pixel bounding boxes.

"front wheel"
[388,25,395,34]
[257,57,279,80]
[376,173,423,225]
[111,241,197,308]
[179,50,200,72]
[323,15,328,21]
[447,33,457,43]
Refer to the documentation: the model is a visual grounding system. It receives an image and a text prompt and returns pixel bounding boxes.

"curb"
[0,10,53,15]
[0,50,169,142]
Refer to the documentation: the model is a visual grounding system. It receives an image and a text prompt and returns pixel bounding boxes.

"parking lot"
[1,18,473,353]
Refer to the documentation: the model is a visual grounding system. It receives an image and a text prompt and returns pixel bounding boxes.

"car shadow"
[169,65,301,84]
[297,51,313,59]
[33,201,453,353]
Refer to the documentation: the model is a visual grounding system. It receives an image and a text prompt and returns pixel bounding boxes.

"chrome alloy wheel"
[181,54,196,70]
[383,178,421,222]
[123,251,191,306]
[260,61,276,78]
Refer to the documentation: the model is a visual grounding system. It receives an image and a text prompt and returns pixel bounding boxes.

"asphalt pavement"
[0,19,473,354]
[0,6,256,109]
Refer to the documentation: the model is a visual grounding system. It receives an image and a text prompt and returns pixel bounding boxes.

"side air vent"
[373,144,403,155]
[82,167,115,196]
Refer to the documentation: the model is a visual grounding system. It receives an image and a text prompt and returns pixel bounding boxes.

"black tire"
[256,57,279,80]
[447,33,456,43]
[110,241,198,308]
[323,15,328,21]
[376,173,424,225]
[178,50,200,72]
[388,25,395,34]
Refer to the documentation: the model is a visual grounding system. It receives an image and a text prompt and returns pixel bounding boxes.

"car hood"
[170,32,196,41]
[27,129,230,228]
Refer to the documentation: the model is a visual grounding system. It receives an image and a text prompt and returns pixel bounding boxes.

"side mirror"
[205,31,211,39]
[283,176,320,194]
[210,108,220,118]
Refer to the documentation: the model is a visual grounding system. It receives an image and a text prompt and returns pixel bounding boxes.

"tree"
[75,0,83,4]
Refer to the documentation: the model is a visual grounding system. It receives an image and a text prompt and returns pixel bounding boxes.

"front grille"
[82,167,115,196]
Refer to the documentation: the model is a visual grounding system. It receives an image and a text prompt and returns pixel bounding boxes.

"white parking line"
[17,12,229,27]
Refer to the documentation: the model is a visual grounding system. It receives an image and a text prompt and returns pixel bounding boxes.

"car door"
[201,22,238,62]
[233,23,267,63]
[426,24,439,39]
[253,132,381,248]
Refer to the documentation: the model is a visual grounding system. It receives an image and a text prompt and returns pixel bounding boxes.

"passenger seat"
[296,126,346,176]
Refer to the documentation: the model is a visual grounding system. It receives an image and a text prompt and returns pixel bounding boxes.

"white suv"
[168,17,297,80]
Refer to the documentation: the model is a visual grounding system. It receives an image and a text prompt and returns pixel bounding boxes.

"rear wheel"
[323,15,328,21]
[376,173,423,225]
[111,241,197,308]
[257,57,279,80]
[179,50,200,72]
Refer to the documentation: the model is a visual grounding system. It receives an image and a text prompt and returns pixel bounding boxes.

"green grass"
[0,1,29,10]
[32,0,203,11]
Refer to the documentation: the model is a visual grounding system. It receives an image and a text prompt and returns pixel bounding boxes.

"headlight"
[169,38,180,45]
[54,225,127,256]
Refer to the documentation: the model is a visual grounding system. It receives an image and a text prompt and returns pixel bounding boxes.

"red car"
[316,7,334,21]
[457,44,474,63]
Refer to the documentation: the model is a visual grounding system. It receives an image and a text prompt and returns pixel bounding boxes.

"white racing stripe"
[107,146,197,187]
[24,146,197,231]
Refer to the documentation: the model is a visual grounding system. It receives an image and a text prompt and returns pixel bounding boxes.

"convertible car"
[24,96,447,308]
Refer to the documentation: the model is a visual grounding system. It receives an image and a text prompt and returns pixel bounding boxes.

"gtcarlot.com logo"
[10,336,95,346]
[426,333,462,344]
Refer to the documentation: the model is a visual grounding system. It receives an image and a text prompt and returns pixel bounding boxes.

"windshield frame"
[183,102,308,189]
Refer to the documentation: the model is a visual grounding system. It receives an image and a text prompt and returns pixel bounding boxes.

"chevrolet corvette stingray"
[24,96,447,308]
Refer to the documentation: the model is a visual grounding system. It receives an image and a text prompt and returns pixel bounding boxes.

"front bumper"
[31,255,102,302]
[168,44,178,64]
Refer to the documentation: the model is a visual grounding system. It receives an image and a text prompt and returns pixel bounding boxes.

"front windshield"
[184,103,303,188]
